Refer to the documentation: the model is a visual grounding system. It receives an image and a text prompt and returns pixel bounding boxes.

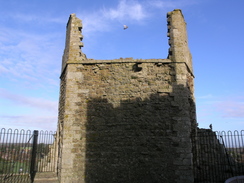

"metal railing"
[194,129,244,183]
[0,128,56,183]
[36,130,57,173]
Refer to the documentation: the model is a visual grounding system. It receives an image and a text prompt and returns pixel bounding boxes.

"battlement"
[79,58,170,64]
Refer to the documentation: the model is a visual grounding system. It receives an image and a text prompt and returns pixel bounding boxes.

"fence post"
[30,130,38,183]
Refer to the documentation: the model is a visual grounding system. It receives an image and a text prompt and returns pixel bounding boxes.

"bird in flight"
[123,25,128,30]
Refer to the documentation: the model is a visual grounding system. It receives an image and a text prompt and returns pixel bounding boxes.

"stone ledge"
[34,172,58,183]
[80,58,171,64]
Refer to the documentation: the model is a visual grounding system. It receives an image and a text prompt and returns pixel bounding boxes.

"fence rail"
[0,128,56,183]
[195,129,244,183]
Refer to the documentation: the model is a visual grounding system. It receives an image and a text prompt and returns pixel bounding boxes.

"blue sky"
[0,0,243,132]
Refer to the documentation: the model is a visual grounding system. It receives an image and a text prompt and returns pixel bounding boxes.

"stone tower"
[57,9,197,183]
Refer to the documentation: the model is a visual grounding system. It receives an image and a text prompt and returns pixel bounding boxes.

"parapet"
[82,58,171,64]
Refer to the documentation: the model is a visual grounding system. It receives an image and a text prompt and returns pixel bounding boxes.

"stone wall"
[57,9,197,183]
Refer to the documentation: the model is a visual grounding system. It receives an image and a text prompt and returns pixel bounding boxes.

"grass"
[0,160,30,174]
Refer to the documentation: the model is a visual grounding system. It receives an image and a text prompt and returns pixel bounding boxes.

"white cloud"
[0,89,58,131]
[79,0,149,35]
[149,0,198,9]
[79,0,200,36]
[103,0,147,21]
[0,115,57,131]
[0,65,8,74]
[0,88,58,112]
[215,100,244,118]
[6,12,66,25]
[0,26,61,87]
[198,95,244,118]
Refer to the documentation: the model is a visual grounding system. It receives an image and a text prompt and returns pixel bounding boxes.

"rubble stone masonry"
[57,9,197,183]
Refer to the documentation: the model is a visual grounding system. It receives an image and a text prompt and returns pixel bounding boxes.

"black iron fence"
[0,128,56,183]
[194,129,244,183]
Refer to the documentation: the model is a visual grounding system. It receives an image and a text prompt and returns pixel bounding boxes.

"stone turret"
[61,13,86,73]
[57,13,88,183]
[167,9,193,73]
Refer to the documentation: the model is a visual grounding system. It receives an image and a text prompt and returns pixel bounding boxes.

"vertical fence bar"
[194,130,244,183]
[241,131,244,174]
[0,129,32,182]
[0,128,58,182]
[228,131,235,177]
[212,132,217,182]
[217,131,222,182]
[221,135,234,178]
[36,130,56,173]
[233,131,238,175]
[218,131,226,181]
[30,130,38,183]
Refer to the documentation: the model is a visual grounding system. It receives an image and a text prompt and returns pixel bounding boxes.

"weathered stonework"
[57,9,197,183]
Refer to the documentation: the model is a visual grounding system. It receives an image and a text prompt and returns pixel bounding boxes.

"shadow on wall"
[85,84,196,183]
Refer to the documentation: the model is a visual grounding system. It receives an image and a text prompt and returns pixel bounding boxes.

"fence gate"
[0,128,57,183]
